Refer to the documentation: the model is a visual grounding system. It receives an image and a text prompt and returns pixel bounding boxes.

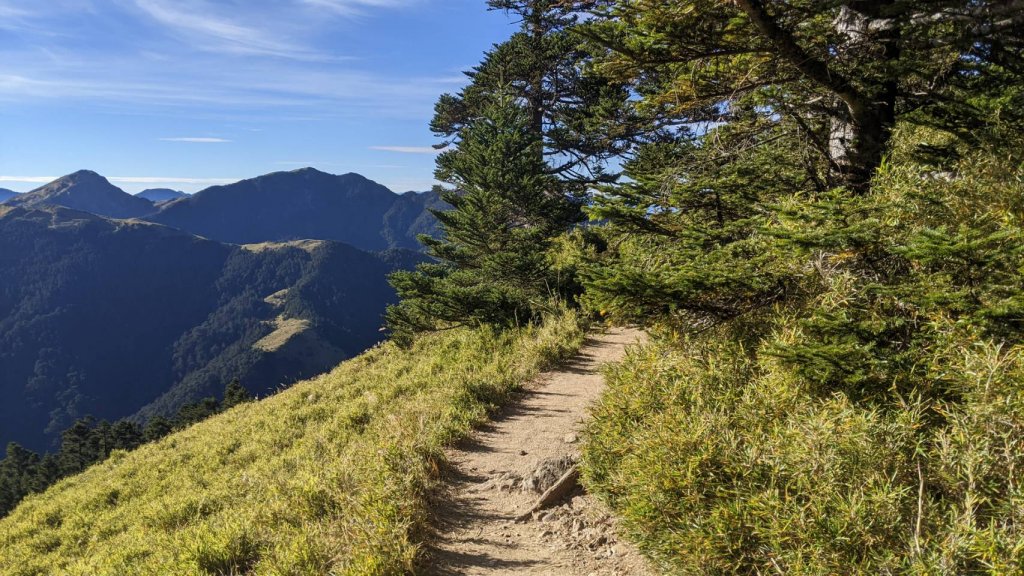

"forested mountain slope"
[0,205,422,451]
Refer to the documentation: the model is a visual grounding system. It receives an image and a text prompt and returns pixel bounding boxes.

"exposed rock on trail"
[425,328,653,575]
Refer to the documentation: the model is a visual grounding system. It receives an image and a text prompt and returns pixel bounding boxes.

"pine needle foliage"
[387,94,582,340]
[388,0,638,342]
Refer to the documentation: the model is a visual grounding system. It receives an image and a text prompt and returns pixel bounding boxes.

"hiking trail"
[425,327,653,576]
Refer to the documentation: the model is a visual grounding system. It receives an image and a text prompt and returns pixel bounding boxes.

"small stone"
[519,450,528,456]
[541,511,559,522]
[564,432,579,444]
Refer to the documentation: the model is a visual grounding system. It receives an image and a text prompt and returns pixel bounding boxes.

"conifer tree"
[388,0,638,340]
[433,0,636,190]
[577,0,1023,193]
[222,378,253,409]
[579,0,1024,326]
[388,91,575,338]
[143,416,173,443]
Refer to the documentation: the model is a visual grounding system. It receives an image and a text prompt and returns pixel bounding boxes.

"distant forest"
[0,380,252,516]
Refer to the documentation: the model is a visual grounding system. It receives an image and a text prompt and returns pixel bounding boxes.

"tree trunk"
[528,4,546,165]
[828,2,900,193]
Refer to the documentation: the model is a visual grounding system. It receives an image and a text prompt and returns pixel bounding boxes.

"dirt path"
[425,328,653,576]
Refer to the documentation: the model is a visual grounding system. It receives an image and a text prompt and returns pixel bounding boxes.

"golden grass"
[0,314,583,575]
[241,240,326,254]
[253,316,313,352]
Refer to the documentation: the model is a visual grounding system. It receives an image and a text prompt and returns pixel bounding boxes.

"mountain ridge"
[5,170,154,219]
[0,204,425,451]
[147,167,446,251]
[5,168,446,251]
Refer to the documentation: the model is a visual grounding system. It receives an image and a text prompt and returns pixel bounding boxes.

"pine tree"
[578,0,1023,193]
[579,0,1024,327]
[387,0,638,340]
[433,0,636,189]
[388,92,575,338]
[143,416,173,443]
[57,417,101,476]
[173,398,220,428]
[222,378,253,409]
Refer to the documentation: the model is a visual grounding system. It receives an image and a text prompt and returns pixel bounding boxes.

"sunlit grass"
[0,313,583,575]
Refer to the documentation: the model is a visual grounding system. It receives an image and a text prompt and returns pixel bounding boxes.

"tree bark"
[736,0,900,192]
[828,1,900,192]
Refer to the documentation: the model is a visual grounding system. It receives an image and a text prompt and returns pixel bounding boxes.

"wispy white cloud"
[0,3,32,19]
[0,63,459,121]
[302,0,417,17]
[132,0,333,60]
[0,0,465,120]
[370,145,441,154]
[159,137,231,143]
[0,175,58,184]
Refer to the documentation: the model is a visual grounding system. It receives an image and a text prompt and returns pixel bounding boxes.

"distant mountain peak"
[137,188,187,203]
[33,169,114,192]
[39,169,110,191]
[289,166,327,175]
[148,169,445,251]
[66,168,104,179]
[8,170,155,219]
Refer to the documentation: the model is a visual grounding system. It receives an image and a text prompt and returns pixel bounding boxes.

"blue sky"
[0,0,515,193]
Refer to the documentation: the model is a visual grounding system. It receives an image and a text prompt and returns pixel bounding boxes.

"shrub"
[583,127,1024,573]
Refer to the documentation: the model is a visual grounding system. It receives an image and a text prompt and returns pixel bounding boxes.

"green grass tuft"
[0,313,583,575]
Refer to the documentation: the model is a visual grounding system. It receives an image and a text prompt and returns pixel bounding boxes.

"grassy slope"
[0,314,583,575]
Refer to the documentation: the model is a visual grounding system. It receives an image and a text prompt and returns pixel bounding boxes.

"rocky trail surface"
[425,328,654,576]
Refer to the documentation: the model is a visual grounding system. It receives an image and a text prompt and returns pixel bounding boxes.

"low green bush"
[583,128,1024,574]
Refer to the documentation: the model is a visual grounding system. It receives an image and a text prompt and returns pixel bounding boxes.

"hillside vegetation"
[2,1,1021,574]
[567,2,1024,572]
[583,131,1024,572]
[0,206,422,451]
[0,313,583,575]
